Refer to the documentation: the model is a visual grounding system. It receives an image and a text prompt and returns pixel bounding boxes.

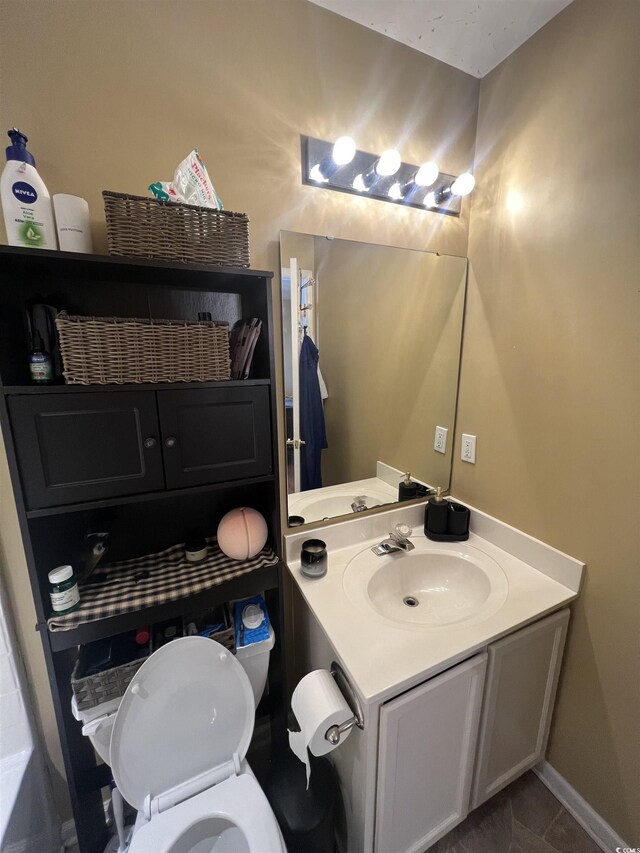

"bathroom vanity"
[284,502,583,853]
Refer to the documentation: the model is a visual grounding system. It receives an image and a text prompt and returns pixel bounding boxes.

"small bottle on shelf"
[29,329,53,383]
[48,565,80,616]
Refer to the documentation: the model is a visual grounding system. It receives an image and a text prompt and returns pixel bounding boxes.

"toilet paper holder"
[325,661,365,745]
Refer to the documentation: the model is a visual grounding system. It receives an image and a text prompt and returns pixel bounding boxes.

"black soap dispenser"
[424,486,448,538]
[398,472,418,502]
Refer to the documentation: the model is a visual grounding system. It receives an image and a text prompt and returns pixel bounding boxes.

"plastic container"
[48,565,80,616]
[1,129,57,249]
[71,694,120,765]
[235,625,275,707]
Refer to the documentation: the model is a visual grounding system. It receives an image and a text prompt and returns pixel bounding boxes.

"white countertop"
[284,500,584,704]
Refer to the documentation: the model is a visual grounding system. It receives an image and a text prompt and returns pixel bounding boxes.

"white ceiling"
[310,0,574,78]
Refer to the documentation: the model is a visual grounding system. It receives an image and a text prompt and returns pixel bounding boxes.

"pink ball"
[217,507,268,560]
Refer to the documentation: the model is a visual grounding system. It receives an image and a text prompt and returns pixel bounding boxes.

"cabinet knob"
[165,436,177,448]
[143,437,157,449]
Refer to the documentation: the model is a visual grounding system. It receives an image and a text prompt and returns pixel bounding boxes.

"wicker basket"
[55,315,231,384]
[103,191,250,267]
[71,655,147,712]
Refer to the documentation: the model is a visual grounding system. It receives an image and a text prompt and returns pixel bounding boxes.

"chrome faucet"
[351,496,368,513]
[371,523,415,556]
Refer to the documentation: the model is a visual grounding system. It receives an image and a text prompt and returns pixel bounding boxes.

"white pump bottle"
[1,128,57,250]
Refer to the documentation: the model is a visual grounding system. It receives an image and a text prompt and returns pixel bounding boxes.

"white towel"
[318,365,328,400]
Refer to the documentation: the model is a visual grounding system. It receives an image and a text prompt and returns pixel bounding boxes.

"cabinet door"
[471,609,570,809]
[158,386,272,489]
[375,654,487,853]
[9,392,164,509]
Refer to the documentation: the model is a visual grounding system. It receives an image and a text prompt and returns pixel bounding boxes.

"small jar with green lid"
[48,565,81,616]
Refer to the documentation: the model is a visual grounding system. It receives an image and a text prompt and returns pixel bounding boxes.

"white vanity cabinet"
[471,608,570,808]
[375,654,487,853]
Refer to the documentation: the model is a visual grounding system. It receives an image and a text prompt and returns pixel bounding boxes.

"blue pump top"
[6,129,35,166]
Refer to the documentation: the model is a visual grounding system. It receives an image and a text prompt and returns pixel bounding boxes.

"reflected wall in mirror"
[281,231,467,528]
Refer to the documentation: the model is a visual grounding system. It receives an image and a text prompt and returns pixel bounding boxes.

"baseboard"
[534,761,630,853]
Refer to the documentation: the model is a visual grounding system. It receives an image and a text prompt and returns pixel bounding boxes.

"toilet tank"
[73,626,275,765]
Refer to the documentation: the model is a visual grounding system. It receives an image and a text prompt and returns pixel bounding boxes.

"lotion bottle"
[1,129,57,250]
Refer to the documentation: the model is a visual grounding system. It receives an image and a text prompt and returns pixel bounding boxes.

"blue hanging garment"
[299,333,328,491]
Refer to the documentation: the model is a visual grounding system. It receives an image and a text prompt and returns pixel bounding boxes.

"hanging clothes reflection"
[299,329,328,491]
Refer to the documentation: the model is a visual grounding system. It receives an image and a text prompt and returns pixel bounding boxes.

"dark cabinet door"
[158,386,272,489]
[9,392,164,509]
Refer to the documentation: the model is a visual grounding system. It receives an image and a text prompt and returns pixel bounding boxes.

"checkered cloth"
[47,538,279,632]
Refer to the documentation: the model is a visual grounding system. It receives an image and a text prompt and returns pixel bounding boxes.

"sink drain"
[403,596,419,607]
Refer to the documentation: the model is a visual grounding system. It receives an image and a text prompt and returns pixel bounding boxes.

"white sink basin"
[343,539,509,628]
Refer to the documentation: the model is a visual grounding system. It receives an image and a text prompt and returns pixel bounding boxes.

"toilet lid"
[110,637,254,813]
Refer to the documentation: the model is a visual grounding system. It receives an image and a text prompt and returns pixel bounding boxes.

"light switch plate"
[434,426,448,454]
[461,433,476,463]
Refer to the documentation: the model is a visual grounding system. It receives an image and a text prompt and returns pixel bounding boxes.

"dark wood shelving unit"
[0,246,284,853]
[3,377,272,394]
[24,473,278,519]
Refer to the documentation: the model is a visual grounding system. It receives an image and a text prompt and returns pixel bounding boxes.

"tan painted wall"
[452,0,640,841]
[0,0,478,819]
[313,237,466,489]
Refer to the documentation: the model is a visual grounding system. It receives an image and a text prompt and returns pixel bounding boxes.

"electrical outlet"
[461,433,476,463]
[434,426,448,454]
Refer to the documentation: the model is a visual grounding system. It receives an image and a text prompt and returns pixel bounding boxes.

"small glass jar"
[300,539,328,579]
[48,565,80,615]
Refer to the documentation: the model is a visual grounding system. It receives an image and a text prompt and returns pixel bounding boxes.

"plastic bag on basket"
[149,148,223,209]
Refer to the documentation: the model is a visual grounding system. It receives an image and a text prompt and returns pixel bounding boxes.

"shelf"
[3,378,271,395]
[25,473,277,518]
[0,244,273,280]
[43,562,280,652]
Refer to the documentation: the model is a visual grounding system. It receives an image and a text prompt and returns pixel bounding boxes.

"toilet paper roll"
[288,669,353,788]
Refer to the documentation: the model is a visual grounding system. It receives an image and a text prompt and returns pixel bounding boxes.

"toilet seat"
[110,636,285,851]
[127,772,286,853]
[111,636,255,818]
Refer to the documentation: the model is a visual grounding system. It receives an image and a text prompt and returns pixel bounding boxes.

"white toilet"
[109,636,286,853]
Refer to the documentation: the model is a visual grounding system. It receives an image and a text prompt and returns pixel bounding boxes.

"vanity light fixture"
[396,161,440,200]
[309,135,356,183]
[352,173,368,192]
[432,171,476,205]
[301,136,475,216]
[357,148,402,192]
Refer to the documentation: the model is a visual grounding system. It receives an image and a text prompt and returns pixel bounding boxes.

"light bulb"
[353,174,367,192]
[414,161,439,188]
[309,164,328,183]
[376,149,401,177]
[388,182,403,201]
[424,191,437,209]
[332,136,356,166]
[450,172,475,197]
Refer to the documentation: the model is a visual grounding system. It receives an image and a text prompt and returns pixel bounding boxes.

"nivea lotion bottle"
[1,129,57,249]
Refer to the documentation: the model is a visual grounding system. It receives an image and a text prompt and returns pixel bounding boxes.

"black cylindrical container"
[447,502,470,537]
[288,515,306,527]
[301,539,327,578]
[425,494,449,536]
[398,474,418,502]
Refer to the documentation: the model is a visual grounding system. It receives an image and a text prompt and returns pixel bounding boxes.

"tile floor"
[431,771,602,853]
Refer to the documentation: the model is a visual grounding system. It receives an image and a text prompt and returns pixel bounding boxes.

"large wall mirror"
[280,231,467,529]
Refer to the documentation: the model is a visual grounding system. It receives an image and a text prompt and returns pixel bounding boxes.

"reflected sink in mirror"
[288,478,397,524]
[343,539,509,628]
